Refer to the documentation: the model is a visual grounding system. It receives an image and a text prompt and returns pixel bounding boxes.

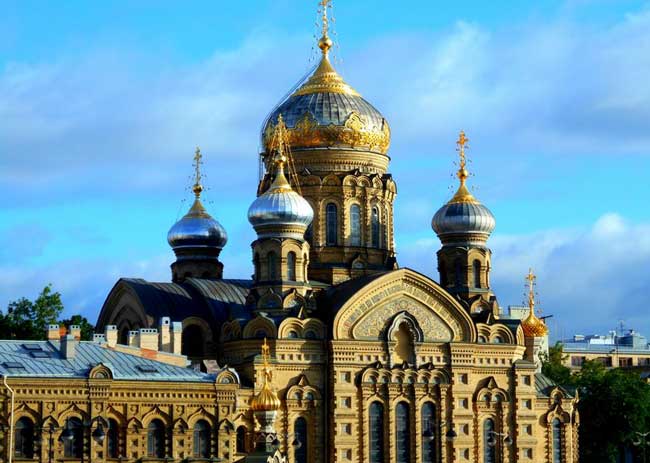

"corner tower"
[259,0,396,285]
[432,132,496,312]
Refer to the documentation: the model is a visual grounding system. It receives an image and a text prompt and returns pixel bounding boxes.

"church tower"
[521,268,550,371]
[432,132,497,312]
[167,148,228,282]
[248,119,314,312]
[259,0,396,285]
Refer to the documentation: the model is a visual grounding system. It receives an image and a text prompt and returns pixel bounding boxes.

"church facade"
[1,2,578,463]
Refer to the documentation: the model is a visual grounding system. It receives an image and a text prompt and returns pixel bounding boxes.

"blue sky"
[1,0,649,340]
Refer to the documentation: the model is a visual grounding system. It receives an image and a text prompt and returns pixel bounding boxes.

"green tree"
[540,341,573,385]
[0,285,64,340]
[59,314,95,341]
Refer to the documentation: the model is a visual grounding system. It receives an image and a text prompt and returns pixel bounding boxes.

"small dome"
[168,199,227,252]
[250,381,281,412]
[262,46,390,155]
[248,157,313,240]
[521,310,549,338]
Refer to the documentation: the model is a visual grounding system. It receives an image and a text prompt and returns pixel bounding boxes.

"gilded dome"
[168,198,228,251]
[248,154,314,240]
[521,311,549,338]
[262,35,390,155]
[250,380,282,412]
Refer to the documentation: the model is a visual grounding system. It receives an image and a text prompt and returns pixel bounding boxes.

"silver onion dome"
[168,198,228,253]
[248,159,313,240]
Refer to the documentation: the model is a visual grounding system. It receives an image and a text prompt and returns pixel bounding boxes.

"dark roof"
[535,373,575,398]
[0,340,213,382]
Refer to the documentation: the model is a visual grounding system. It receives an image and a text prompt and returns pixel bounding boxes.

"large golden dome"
[262,13,390,155]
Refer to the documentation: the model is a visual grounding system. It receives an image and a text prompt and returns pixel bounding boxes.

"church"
[0,2,578,463]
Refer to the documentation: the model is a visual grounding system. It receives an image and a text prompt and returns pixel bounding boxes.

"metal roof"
[0,340,214,382]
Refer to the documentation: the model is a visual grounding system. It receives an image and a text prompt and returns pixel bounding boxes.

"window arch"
[454,259,463,287]
[483,418,496,463]
[369,402,385,463]
[236,426,247,453]
[326,203,338,245]
[350,204,361,246]
[552,418,563,463]
[395,402,411,463]
[107,418,119,459]
[64,417,83,458]
[421,402,437,463]
[294,417,308,463]
[473,260,481,288]
[371,206,380,248]
[182,324,205,358]
[193,420,211,458]
[14,417,34,458]
[147,419,165,458]
[254,253,260,280]
[267,251,278,280]
[287,252,296,281]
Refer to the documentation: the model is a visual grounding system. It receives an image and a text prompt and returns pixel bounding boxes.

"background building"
[562,329,650,371]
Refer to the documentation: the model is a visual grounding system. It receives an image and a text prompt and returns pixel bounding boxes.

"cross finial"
[192,147,203,198]
[455,130,469,184]
[526,268,536,311]
[317,0,333,55]
[261,338,273,383]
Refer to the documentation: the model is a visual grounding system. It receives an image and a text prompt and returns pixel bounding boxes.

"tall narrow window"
[326,203,338,245]
[193,420,211,458]
[371,206,380,248]
[421,402,437,463]
[473,260,481,288]
[483,418,496,463]
[350,204,361,246]
[64,417,84,458]
[454,259,463,287]
[369,402,385,463]
[287,252,296,281]
[236,426,247,453]
[294,417,308,463]
[267,251,277,280]
[14,417,34,458]
[147,419,165,458]
[254,254,261,280]
[182,324,204,358]
[552,418,563,463]
[107,419,119,459]
[396,402,411,463]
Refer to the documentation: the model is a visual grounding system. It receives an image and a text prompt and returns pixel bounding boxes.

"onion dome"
[261,6,390,155]
[432,131,495,246]
[167,148,227,255]
[251,339,281,412]
[248,139,314,240]
[521,269,549,337]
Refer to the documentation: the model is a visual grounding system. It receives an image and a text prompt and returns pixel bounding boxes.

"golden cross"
[319,0,331,38]
[526,268,536,310]
[456,130,469,170]
[192,147,203,198]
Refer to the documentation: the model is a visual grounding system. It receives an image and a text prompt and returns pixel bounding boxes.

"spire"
[192,147,203,199]
[448,130,478,204]
[318,0,333,55]
[267,115,294,193]
[521,268,549,337]
[250,338,281,412]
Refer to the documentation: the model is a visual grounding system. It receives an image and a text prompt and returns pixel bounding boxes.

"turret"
[521,268,549,371]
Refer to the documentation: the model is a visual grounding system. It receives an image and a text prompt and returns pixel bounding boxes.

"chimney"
[128,331,139,347]
[69,325,81,340]
[61,334,76,359]
[93,333,106,343]
[171,322,183,355]
[105,325,118,347]
[139,328,158,351]
[47,324,60,341]
[159,317,171,352]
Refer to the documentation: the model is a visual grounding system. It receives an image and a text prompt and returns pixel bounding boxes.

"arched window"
[350,204,361,246]
[369,402,385,463]
[119,326,129,345]
[326,203,338,245]
[395,402,411,463]
[473,260,481,288]
[421,402,437,463]
[268,251,278,280]
[287,252,296,281]
[552,418,563,463]
[371,207,380,248]
[483,418,496,463]
[454,259,463,287]
[182,324,204,358]
[107,418,119,459]
[14,417,34,458]
[294,417,308,463]
[303,254,308,281]
[193,420,211,458]
[305,223,313,242]
[147,419,165,458]
[254,253,261,280]
[64,417,83,458]
[236,426,247,453]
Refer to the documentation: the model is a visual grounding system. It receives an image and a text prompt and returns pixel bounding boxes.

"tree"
[540,341,573,386]
[59,314,94,341]
[0,285,64,340]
